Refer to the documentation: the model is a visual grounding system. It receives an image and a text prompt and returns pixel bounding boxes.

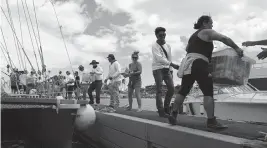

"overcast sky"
[1,0,267,86]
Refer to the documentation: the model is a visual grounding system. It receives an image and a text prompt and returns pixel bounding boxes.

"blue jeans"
[152,68,174,111]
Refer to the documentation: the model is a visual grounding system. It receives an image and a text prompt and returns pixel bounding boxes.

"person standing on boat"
[19,70,27,94]
[65,71,75,99]
[79,65,91,100]
[26,71,37,94]
[242,39,267,60]
[152,27,180,117]
[88,60,103,104]
[74,71,81,99]
[10,69,20,94]
[168,15,243,129]
[58,71,65,95]
[104,54,122,108]
[122,51,143,112]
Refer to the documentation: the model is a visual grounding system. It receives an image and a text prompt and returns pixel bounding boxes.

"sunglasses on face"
[157,33,166,38]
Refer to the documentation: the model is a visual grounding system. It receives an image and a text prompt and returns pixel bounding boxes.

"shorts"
[11,85,18,91]
[179,59,213,97]
[19,85,26,92]
[67,85,74,95]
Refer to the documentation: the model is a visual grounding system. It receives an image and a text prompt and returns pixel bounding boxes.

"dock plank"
[110,107,267,141]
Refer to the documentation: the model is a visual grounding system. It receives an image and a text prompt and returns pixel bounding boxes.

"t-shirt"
[129,61,142,82]
[19,74,27,85]
[66,74,75,86]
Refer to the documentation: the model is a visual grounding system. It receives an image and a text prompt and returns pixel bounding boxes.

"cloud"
[0,0,116,72]
[2,0,267,87]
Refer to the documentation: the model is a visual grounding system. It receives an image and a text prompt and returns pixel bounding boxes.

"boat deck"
[95,105,267,141]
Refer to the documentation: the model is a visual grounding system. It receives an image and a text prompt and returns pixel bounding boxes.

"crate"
[210,48,256,86]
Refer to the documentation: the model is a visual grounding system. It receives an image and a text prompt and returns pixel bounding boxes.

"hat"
[89,60,99,65]
[107,54,115,59]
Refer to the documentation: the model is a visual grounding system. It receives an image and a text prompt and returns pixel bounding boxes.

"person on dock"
[10,69,20,94]
[26,71,37,94]
[88,60,104,104]
[58,71,65,95]
[65,71,75,99]
[74,71,81,99]
[79,65,91,100]
[19,70,27,94]
[152,27,180,117]
[168,15,243,129]
[104,54,122,108]
[242,39,267,60]
[122,51,143,112]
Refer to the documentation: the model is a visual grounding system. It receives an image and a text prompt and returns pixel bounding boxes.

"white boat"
[183,83,267,124]
[248,63,267,91]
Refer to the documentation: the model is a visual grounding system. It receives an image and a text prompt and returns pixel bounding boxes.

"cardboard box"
[210,48,256,86]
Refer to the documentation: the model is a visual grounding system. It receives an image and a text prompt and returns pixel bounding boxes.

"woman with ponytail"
[169,15,243,129]
[123,51,142,112]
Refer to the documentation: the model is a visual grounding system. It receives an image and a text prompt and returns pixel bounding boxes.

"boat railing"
[188,82,267,99]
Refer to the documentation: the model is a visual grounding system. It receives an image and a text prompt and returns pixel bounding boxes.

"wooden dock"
[80,105,267,148]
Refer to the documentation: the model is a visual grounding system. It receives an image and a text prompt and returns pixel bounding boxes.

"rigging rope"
[21,0,40,72]
[32,0,45,69]
[49,0,74,73]
[1,7,35,71]
[0,28,15,68]
[5,0,23,69]
[24,0,43,72]
[17,0,26,70]
[0,45,11,66]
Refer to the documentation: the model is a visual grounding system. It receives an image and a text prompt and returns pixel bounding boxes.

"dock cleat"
[207,117,228,130]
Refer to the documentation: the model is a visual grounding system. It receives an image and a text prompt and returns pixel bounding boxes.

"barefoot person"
[242,39,267,60]
[152,27,179,117]
[123,51,142,112]
[168,15,243,129]
[88,60,103,104]
[104,54,122,108]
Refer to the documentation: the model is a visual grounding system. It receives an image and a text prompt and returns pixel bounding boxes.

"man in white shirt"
[152,27,179,117]
[79,65,91,100]
[26,71,37,94]
[88,60,103,104]
[19,70,27,93]
[104,54,122,108]
[65,71,75,99]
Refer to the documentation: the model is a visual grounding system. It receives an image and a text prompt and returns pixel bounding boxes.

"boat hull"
[184,101,267,123]
[1,107,77,148]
